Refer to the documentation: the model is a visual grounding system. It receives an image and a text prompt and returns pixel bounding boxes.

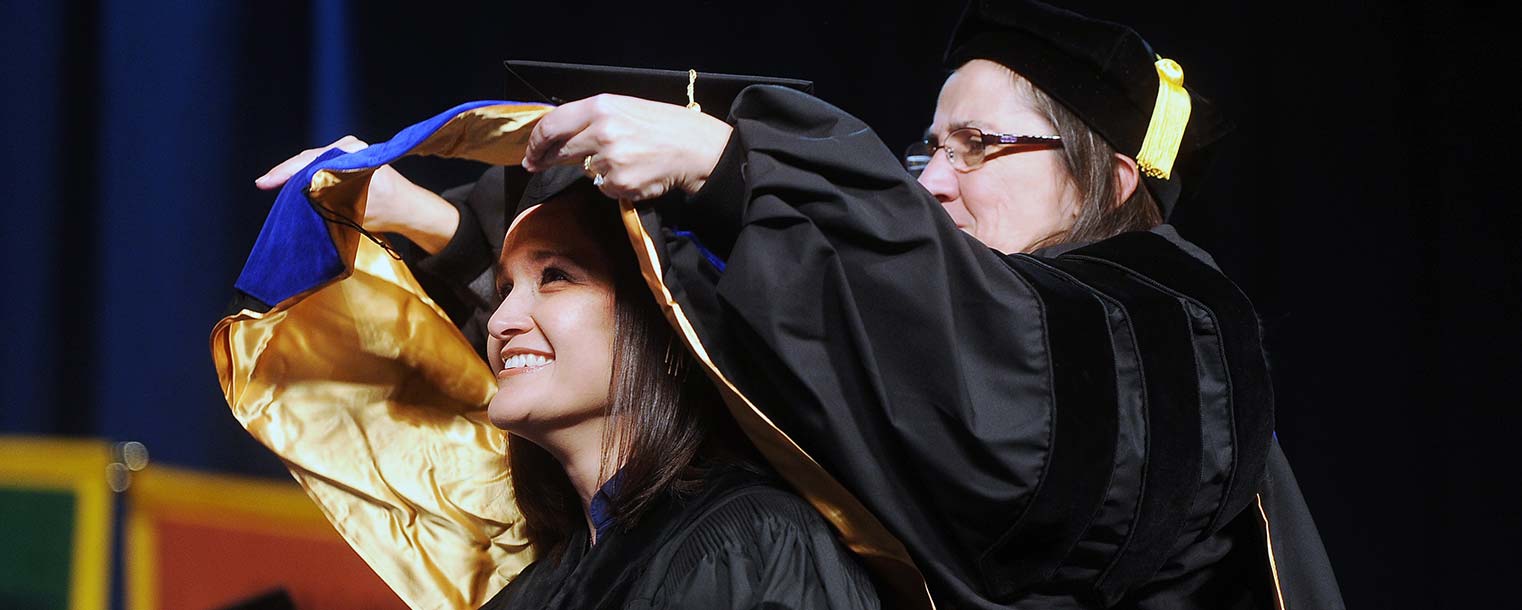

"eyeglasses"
[903,127,1063,176]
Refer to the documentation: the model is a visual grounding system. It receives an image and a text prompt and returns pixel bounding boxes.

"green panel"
[0,487,76,610]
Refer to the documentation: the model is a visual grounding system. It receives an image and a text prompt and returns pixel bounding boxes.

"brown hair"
[505,187,739,556]
[1010,75,1163,251]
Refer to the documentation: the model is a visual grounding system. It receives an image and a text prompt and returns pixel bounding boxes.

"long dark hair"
[505,187,735,556]
[1010,74,1163,250]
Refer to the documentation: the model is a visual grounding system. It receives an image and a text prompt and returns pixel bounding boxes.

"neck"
[530,422,623,545]
[556,445,620,509]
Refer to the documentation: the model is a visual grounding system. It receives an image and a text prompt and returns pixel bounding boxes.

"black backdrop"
[2,1,1515,607]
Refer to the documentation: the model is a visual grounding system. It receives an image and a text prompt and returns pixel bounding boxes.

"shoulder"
[1033,224,1220,272]
[1146,224,1222,270]
[1035,226,1253,312]
[630,471,879,609]
[674,481,834,560]
[665,466,839,559]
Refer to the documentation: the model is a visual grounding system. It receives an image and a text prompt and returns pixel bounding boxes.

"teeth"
[502,354,552,370]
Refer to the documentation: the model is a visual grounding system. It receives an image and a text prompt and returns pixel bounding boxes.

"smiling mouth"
[498,353,554,379]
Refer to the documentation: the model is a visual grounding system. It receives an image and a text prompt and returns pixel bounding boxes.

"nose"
[486,288,534,340]
[916,148,960,205]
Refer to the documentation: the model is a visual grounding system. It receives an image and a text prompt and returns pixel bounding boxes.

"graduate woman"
[514,2,1343,609]
[472,171,880,609]
[221,166,884,609]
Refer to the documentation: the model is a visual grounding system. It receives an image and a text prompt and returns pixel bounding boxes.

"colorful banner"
[126,465,406,610]
[0,437,113,610]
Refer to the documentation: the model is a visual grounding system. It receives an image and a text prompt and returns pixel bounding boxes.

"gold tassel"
[1136,56,1192,180]
[686,69,702,113]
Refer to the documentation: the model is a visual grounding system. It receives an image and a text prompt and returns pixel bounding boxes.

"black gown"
[640,85,1342,609]
[411,86,1342,609]
[476,465,880,610]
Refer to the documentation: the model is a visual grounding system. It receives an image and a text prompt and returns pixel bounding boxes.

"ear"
[1112,153,1140,208]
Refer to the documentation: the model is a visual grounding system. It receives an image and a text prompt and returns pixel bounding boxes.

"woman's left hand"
[521,94,734,201]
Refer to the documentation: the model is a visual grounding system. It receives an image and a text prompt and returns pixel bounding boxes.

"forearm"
[368,175,460,255]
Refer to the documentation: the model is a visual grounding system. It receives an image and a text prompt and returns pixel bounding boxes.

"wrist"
[362,166,406,233]
[681,117,735,194]
[370,175,459,254]
[396,186,460,255]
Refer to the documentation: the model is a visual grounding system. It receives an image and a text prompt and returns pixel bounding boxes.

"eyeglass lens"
[947,129,984,170]
[902,128,990,176]
[904,141,931,176]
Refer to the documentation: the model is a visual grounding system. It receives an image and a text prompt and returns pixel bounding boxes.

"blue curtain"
[1,0,67,434]
[1,0,353,478]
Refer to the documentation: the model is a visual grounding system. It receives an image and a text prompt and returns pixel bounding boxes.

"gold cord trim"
[1136,56,1191,180]
[686,69,701,113]
[1255,494,1288,610]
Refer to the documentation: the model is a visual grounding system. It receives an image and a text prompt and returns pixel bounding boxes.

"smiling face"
[485,201,617,448]
[917,59,1082,254]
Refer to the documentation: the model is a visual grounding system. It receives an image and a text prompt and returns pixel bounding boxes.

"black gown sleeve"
[631,487,880,610]
[647,85,1290,607]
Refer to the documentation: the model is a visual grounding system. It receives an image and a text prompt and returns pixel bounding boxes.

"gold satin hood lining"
[212,103,549,610]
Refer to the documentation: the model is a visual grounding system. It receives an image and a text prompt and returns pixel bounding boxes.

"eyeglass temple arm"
[986,134,1063,145]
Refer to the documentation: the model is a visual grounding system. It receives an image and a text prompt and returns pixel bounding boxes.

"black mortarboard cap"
[945,0,1230,216]
[502,61,814,216]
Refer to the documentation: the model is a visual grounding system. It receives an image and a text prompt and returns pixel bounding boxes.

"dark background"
[1,0,1514,608]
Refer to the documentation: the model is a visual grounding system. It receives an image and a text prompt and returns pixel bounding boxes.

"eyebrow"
[948,119,992,132]
[927,119,992,145]
[526,248,566,262]
[494,248,577,293]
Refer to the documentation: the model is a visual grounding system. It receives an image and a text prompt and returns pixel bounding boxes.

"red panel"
[151,514,409,610]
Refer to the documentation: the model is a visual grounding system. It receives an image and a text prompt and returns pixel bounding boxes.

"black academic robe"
[476,465,880,610]
[410,87,1342,609]
[634,85,1344,609]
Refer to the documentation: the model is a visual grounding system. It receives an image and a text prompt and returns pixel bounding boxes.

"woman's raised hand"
[521,94,734,202]
[254,136,460,254]
[254,134,369,191]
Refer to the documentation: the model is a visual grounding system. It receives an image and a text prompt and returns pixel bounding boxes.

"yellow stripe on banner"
[0,436,114,610]
[126,497,157,610]
[129,465,329,526]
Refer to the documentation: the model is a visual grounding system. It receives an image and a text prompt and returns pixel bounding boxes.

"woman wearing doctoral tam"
[515,2,1344,609]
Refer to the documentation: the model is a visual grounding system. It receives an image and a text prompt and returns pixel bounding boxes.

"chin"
[486,391,539,431]
[485,383,611,436]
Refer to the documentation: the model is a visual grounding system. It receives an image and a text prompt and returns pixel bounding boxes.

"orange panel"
[150,515,406,610]
[126,466,414,610]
